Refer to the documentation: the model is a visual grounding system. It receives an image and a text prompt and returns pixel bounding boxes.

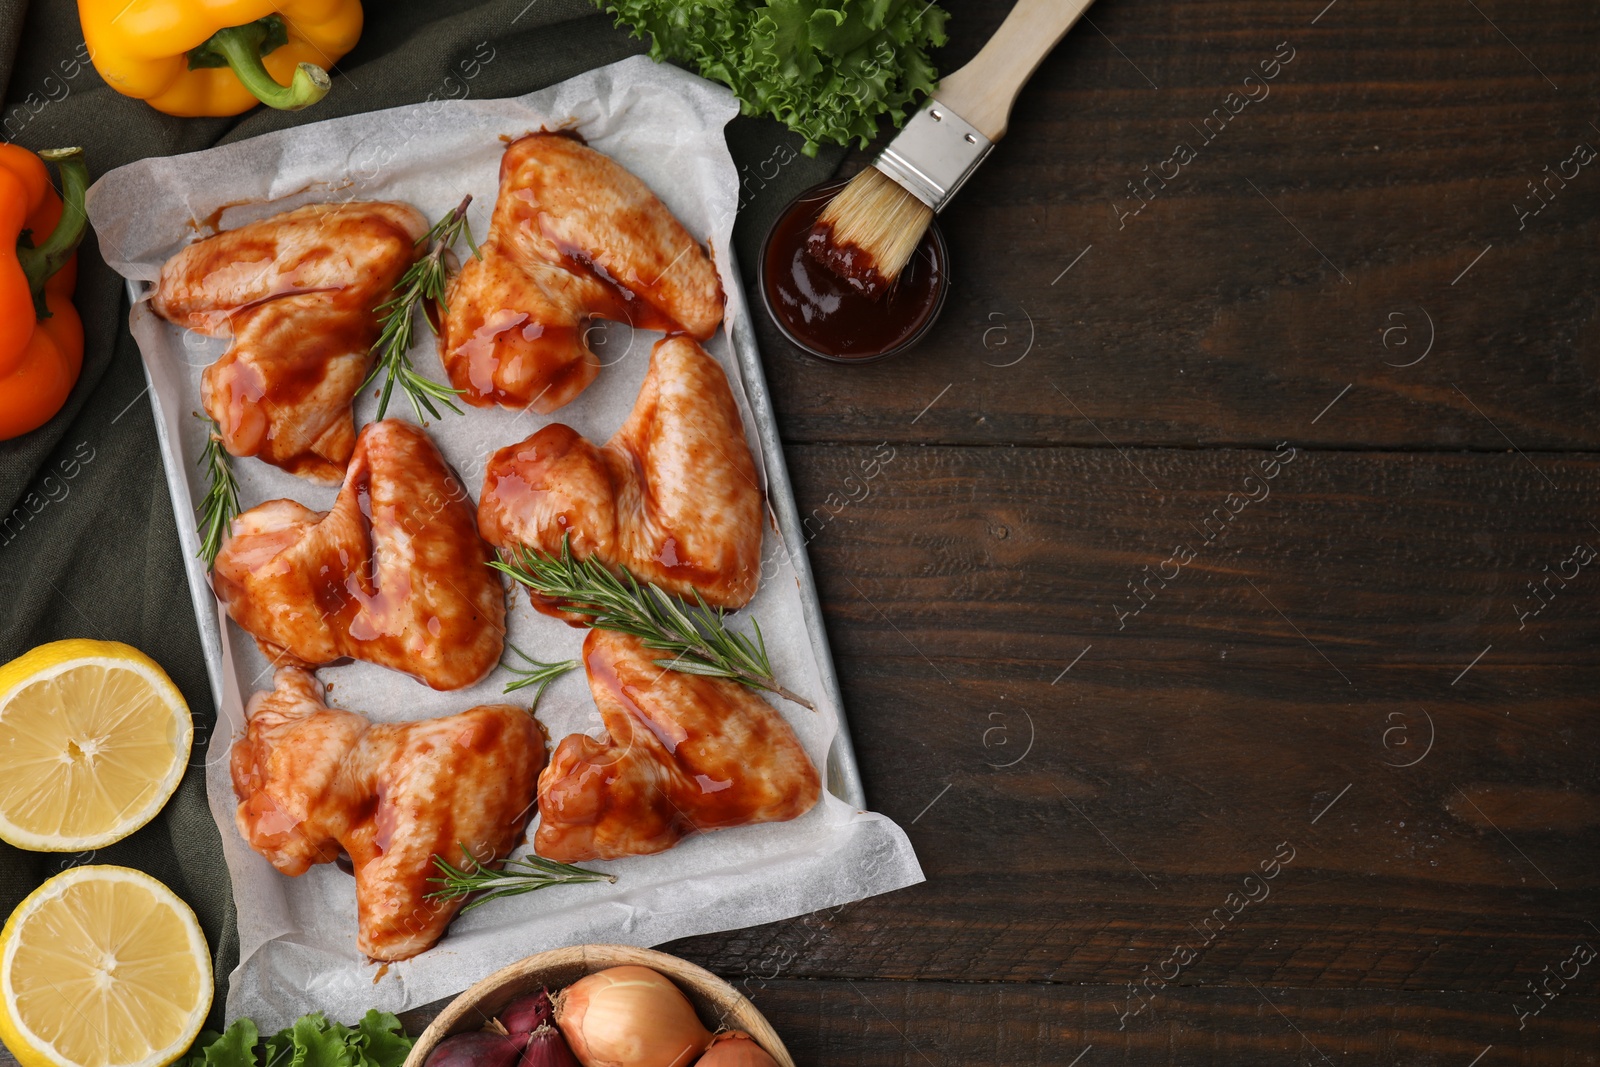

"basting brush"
[807,0,1101,298]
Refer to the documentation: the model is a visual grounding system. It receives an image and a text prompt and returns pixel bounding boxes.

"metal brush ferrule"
[873,100,994,213]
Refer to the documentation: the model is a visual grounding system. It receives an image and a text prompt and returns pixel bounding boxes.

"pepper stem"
[197,19,331,111]
[18,147,89,321]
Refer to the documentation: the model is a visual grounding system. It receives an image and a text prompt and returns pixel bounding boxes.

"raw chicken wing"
[231,667,546,960]
[479,336,763,611]
[535,629,821,861]
[214,419,505,690]
[152,201,427,482]
[442,133,723,412]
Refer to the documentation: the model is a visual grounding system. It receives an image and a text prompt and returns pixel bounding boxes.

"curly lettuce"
[597,0,949,154]
[177,1012,413,1067]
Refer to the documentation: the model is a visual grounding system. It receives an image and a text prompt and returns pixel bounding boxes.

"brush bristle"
[810,168,933,298]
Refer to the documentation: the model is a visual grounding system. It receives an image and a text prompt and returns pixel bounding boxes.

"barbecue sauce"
[762,179,947,361]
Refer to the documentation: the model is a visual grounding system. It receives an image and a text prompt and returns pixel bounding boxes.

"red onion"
[424,1030,528,1067]
[501,990,557,1034]
[520,1024,581,1067]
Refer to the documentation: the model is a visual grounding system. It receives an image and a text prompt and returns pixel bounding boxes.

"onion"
[502,990,557,1034]
[555,966,713,1067]
[424,1030,528,1067]
[520,1024,582,1067]
[693,1033,779,1067]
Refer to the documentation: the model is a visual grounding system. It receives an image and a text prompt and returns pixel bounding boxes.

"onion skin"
[555,966,713,1067]
[521,1024,582,1067]
[502,991,557,1034]
[693,1033,780,1067]
[425,1030,529,1067]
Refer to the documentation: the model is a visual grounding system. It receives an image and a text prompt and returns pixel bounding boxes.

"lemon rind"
[0,865,212,1067]
[0,643,194,853]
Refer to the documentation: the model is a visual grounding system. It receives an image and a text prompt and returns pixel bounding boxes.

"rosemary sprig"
[363,195,479,420]
[425,847,615,913]
[490,536,816,711]
[502,643,578,707]
[195,413,241,566]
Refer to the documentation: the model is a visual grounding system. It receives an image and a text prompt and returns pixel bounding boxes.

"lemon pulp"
[0,641,192,851]
[0,866,211,1067]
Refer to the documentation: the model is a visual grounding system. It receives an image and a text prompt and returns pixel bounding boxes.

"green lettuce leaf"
[353,1011,414,1067]
[180,1012,413,1067]
[597,0,950,154]
[177,1020,259,1067]
[281,1015,358,1067]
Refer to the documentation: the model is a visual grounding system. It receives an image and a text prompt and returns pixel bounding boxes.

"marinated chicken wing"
[153,201,428,482]
[214,419,505,690]
[479,336,762,612]
[231,667,545,960]
[442,133,723,412]
[536,629,820,862]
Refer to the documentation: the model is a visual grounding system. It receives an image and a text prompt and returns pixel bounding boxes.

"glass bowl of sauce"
[760,178,949,364]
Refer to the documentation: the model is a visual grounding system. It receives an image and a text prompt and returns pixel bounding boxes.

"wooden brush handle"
[936,0,1100,142]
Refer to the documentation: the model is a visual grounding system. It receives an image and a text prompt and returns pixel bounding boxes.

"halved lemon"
[0,865,212,1067]
[0,640,193,851]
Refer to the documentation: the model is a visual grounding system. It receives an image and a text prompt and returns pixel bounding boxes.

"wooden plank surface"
[740,982,1599,1065]
[750,0,1600,451]
[661,446,1599,1000]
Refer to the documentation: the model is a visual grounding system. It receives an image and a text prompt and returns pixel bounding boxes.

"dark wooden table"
[404,0,1600,1062]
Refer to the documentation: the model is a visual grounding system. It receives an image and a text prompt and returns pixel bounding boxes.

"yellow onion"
[555,966,713,1067]
[693,1033,780,1066]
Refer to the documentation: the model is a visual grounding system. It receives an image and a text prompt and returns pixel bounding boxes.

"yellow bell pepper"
[78,0,363,117]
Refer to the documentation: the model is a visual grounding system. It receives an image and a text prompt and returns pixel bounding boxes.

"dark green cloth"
[0,0,839,1032]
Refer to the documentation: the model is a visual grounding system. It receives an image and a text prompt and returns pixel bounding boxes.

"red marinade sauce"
[763,179,945,361]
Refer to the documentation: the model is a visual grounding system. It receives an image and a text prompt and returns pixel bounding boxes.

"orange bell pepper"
[78,0,362,117]
[0,147,87,442]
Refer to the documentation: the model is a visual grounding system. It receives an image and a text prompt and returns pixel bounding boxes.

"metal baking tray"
[126,245,867,810]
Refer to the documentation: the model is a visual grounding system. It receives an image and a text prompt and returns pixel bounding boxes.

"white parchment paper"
[85,56,922,1030]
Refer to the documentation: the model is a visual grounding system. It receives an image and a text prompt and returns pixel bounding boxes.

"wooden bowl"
[404,944,795,1067]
